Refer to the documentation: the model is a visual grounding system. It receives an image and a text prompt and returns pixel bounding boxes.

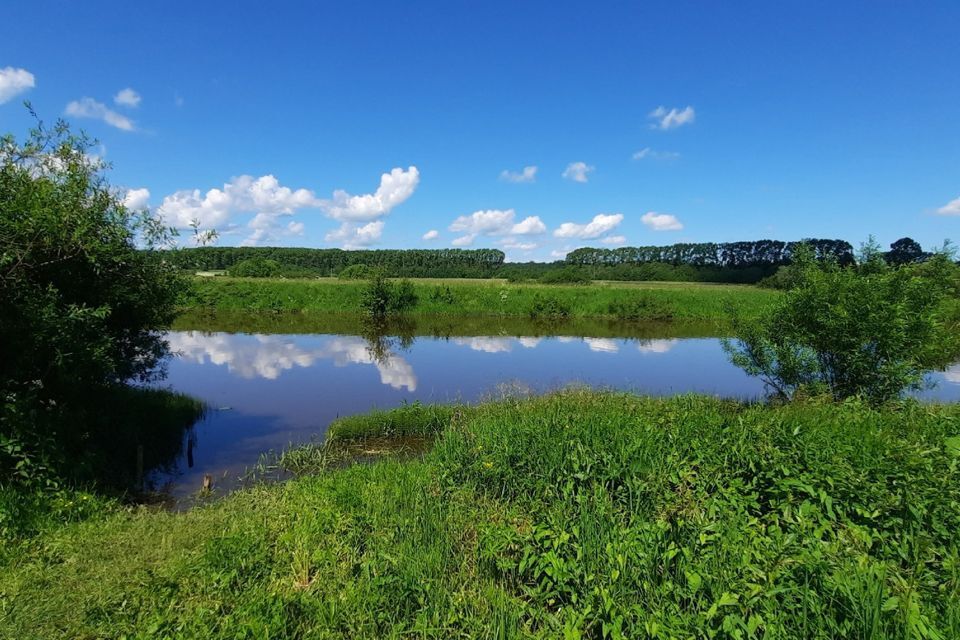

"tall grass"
[182,277,778,322]
[3,391,959,638]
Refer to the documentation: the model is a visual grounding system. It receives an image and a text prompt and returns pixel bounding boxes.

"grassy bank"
[182,277,778,322]
[3,391,959,638]
[0,387,204,543]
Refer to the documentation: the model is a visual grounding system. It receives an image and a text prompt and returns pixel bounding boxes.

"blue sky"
[2,1,959,261]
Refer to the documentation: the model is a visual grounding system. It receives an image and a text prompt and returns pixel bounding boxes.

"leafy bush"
[607,293,675,320]
[428,286,457,304]
[338,264,373,280]
[725,241,960,403]
[360,272,419,317]
[528,294,572,319]
[227,258,283,277]
[539,267,592,285]
[0,117,183,486]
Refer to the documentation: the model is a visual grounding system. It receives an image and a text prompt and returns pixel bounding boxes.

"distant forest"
[159,237,929,284]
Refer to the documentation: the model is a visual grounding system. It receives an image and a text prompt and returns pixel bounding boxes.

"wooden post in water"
[202,474,212,492]
[136,445,144,491]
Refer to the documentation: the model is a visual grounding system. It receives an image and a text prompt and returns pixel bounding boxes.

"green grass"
[181,277,778,323]
[3,391,960,638]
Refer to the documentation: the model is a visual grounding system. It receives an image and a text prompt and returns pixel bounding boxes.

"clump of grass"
[8,392,957,638]
[528,294,572,319]
[607,292,675,320]
[326,401,465,441]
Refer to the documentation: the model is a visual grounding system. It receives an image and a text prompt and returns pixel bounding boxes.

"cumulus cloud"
[123,187,150,211]
[641,211,683,231]
[168,332,417,390]
[499,165,537,183]
[585,338,619,354]
[325,220,385,248]
[601,235,627,245]
[562,161,594,183]
[323,166,419,222]
[637,339,678,354]
[157,174,319,231]
[114,88,141,108]
[422,229,439,241]
[648,106,695,130]
[936,196,960,216]
[155,166,418,247]
[0,67,35,104]
[553,213,623,239]
[501,239,538,251]
[65,97,136,131]
[632,147,681,161]
[447,208,546,247]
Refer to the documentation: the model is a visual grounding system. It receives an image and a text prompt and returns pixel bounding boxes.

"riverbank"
[181,277,778,322]
[3,390,958,638]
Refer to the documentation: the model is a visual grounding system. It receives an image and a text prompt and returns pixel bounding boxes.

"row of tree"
[161,247,506,278]
[565,239,856,269]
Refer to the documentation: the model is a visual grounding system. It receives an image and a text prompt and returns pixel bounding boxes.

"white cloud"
[562,161,594,183]
[114,88,141,108]
[501,239,538,251]
[585,338,619,354]
[422,229,439,241]
[936,196,960,216]
[500,165,537,183]
[123,187,150,211]
[554,213,623,239]
[323,166,419,222]
[601,235,627,245]
[65,97,136,131]
[452,337,514,353]
[648,106,695,130]
[0,67,35,104]
[637,339,678,354]
[641,211,683,231]
[632,147,681,161]
[157,174,320,230]
[325,220,385,248]
[287,221,305,235]
[448,209,546,247]
[168,332,417,390]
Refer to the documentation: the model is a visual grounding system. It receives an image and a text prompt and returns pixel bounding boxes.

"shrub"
[227,258,283,278]
[429,286,457,305]
[360,272,418,317]
[338,264,373,280]
[528,294,572,319]
[539,267,592,285]
[724,241,960,403]
[606,293,675,321]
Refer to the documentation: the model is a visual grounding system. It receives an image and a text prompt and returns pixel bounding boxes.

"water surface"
[150,315,960,499]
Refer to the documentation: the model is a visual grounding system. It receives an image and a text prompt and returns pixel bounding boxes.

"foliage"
[184,277,777,321]
[162,246,506,278]
[724,241,960,403]
[528,294,572,319]
[359,272,419,318]
[606,292,675,321]
[538,267,592,285]
[566,238,855,269]
[4,391,960,638]
[756,264,803,290]
[0,115,185,487]
[227,257,283,277]
[886,236,927,266]
[337,263,374,279]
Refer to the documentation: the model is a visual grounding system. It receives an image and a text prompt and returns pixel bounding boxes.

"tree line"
[565,239,855,269]
[160,247,507,278]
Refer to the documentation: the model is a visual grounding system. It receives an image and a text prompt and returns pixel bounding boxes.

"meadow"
[3,390,959,638]
[181,277,778,322]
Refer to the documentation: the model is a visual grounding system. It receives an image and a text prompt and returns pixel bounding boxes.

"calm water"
[150,319,960,499]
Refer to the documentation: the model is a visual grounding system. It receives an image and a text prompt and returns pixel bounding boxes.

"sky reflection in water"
[154,329,960,499]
